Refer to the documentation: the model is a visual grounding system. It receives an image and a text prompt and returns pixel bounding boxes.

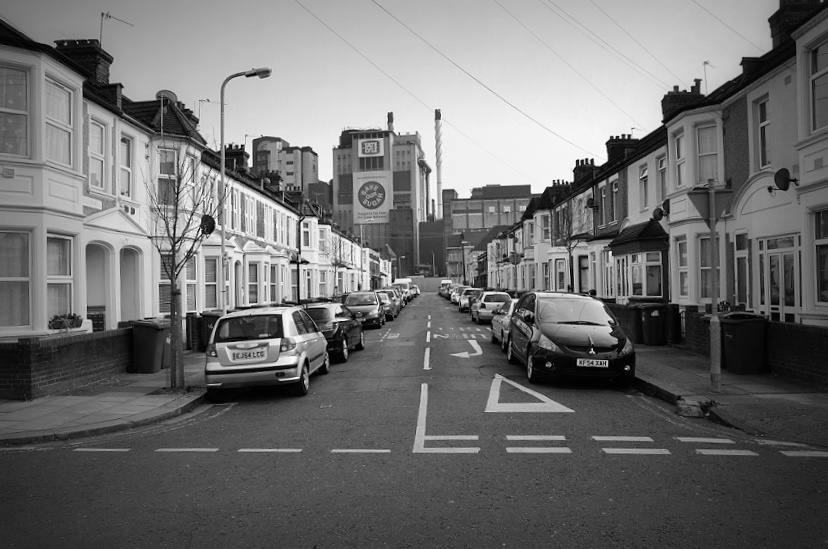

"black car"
[505,292,635,383]
[343,291,386,328]
[304,303,365,362]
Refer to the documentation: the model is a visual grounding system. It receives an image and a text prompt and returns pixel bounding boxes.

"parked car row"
[204,283,419,400]
[447,288,637,385]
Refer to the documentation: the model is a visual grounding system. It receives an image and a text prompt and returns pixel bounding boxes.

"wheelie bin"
[201,310,224,351]
[720,312,767,374]
[131,318,171,373]
[639,304,666,346]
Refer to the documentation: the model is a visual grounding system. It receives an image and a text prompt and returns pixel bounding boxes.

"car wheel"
[355,331,365,351]
[338,339,349,363]
[500,331,508,353]
[294,363,310,396]
[319,352,331,374]
[206,388,228,403]
[507,337,518,365]
[526,347,539,384]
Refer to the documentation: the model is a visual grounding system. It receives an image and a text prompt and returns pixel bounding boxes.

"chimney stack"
[769,0,822,48]
[387,112,394,132]
[606,134,640,163]
[54,39,113,85]
[661,81,705,123]
[573,158,597,184]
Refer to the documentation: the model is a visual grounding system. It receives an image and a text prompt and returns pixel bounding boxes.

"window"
[699,236,716,299]
[811,41,828,130]
[542,261,550,290]
[319,270,327,297]
[503,205,511,214]
[45,79,73,166]
[302,221,310,247]
[270,264,278,303]
[185,257,196,312]
[677,239,688,297]
[47,235,72,317]
[816,211,828,303]
[697,125,718,184]
[159,254,172,314]
[675,133,686,188]
[158,148,177,205]
[542,214,550,241]
[610,179,618,222]
[617,256,629,298]
[232,189,240,230]
[757,99,770,168]
[0,67,28,156]
[120,135,132,197]
[578,256,589,293]
[488,206,496,214]
[639,165,648,211]
[205,257,218,309]
[630,252,662,297]
[555,259,567,291]
[657,156,667,204]
[602,250,614,298]
[735,233,750,307]
[89,120,105,190]
[0,232,30,326]
[248,262,259,304]
[600,185,607,225]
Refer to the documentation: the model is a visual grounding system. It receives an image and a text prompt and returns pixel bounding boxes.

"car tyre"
[506,338,518,365]
[338,338,349,363]
[355,331,365,351]
[526,348,539,384]
[294,363,310,395]
[500,331,508,353]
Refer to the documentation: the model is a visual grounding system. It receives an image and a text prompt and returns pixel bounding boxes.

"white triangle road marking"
[484,374,575,413]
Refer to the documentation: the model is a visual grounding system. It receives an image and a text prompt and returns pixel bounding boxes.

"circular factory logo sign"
[358,180,386,210]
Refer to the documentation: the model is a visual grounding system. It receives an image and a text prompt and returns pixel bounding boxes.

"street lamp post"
[460,234,469,285]
[219,67,271,314]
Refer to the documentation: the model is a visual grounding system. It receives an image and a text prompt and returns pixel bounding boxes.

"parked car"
[439,279,453,297]
[490,298,516,352]
[205,306,329,399]
[458,287,482,313]
[304,303,365,362]
[505,292,635,383]
[343,291,386,328]
[411,284,421,297]
[382,286,405,309]
[451,285,469,304]
[472,291,511,324]
[376,289,401,320]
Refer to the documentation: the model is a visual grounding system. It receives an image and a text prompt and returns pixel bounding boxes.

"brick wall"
[680,306,710,357]
[765,321,828,387]
[0,329,132,400]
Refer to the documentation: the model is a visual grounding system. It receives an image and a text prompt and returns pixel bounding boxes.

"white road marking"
[427,321,431,328]
[426,331,431,343]
[485,375,575,413]
[238,448,302,453]
[677,437,735,444]
[331,449,391,454]
[451,340,483,358]
[433,333,449,339]
[592,436,654,442]
[507,435,567,441]
[780,451,828,458]
[413,383,480,454]
[756,439,810,447]
[423,347,431,370]
[155,448,219,452]
[507,447,573,454]
[73,448,131,452]
[696,449,758,456]
[602,448,671,455]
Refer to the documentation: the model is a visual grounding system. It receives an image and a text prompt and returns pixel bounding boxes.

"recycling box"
[720,312,767,374]
[130,318,171,373]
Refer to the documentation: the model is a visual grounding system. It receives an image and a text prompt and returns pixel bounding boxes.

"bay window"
[89,120,105,190]
[47,235,73,317]
[817,210,828,303]
[205,257,218,310]
[185,257,196,312]
[0,66,29,156]
[120,135,132,197]
[810,41,828,131]
[158,148,176,205]
[248,262,259,304]
[675,132,686,188]
[677,238,688,297]
[697,125,718,184]
[45,78,73,166]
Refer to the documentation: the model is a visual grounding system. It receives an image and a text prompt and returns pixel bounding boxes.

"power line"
[493,0,643,128]
[691,0,765,53]
[368,0,602,159]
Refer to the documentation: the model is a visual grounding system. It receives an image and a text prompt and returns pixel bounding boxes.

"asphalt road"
[2,293,827,548]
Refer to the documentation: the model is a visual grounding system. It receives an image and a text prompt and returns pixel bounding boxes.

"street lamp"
[219,67,271,314]
[460,232,469,285]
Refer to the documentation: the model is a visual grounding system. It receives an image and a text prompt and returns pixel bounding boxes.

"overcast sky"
[2,0,779,198]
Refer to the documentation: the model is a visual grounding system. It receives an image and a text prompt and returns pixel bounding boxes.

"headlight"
[537,334,561,353]
[618,337,634,357]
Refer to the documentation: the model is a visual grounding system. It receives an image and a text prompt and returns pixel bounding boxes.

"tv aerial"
[99,12,134,47]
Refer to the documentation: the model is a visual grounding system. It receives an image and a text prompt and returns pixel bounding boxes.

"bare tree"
[554,197,590,292]
[145,141,221,389]
[322,228,353,295]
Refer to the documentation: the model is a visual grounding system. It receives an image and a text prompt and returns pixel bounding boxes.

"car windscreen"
[215,315,283,342]
[305,308,333,323]
[483,294,510,303]
[345,293,378,305]
[537,298,617,326]
[377,294,390,303]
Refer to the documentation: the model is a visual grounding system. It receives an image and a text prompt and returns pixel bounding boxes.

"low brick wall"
[0,329,132,400]
[765,321,828,387]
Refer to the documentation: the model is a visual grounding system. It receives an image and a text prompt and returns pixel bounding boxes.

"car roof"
[218,306,296,319]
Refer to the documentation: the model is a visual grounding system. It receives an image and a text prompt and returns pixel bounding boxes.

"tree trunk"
[169,285,185,389]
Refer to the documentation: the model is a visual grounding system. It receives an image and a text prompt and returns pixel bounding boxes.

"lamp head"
[246,67,272,79]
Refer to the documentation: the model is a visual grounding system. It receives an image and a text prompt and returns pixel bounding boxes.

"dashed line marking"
[238,448,302,453]
[423,347,431,370]
[780,450,828,458]
[331,449,391,454]
[592,436,654,442]
[73,448,130,452]
[696,449,758,456]
[677,437,735,444]
[506,447,572,454]
[506,435,567,441]
[155,448,219,453]
[602,448,671,455]
[426,332,431,343]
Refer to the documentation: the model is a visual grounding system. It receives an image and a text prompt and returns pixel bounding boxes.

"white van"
[439,279,453,296]
[393,278,413,303]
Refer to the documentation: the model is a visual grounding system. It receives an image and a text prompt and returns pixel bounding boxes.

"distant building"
[252,136,319,195]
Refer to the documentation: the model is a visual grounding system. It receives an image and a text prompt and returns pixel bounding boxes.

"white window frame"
[811,41,828,132]
[47,234,73,318]
[675,132,686,188]
[89,119,106,191]
[757,98,770,168]
[697,125,718,185]
[120,135,133,198]
[159,254,172,314]
[657,155,667,204]
[816,210,828,304]
[639,164,648,211]
[0,65,29,157]
[734,233,750,308]
[677,238,688,297]
[158,148,177,206]
[185,256,197,312]
[0,231,31,327]
[205,257,218,310]
[45,78,73,167]
[248,261,259,304]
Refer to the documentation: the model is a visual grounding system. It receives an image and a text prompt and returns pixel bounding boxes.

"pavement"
[1,343,827,448]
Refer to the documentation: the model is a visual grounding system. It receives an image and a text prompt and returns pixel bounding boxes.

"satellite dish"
[200,214,215,236]
[586,197,596,209]
[652,207,665,221]
[662,199,670,215]
[773,168,798,191]
[156,89,178,103]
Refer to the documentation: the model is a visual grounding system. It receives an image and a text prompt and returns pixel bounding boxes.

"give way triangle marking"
[485,374,575,413]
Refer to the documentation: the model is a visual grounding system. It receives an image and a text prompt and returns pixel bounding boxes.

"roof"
[608,219,668,254]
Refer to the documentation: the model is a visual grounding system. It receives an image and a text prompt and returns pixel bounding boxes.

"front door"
[760,236,798,322]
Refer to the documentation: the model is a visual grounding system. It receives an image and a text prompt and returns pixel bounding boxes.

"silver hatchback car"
[205,306,329,399]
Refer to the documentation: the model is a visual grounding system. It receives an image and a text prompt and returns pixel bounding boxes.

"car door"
[338,305,359,347]
[509,293,536,363]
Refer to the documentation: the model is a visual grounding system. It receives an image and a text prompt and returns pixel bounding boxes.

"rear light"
[480,303,486,309]
[206,344,217,358]
[280,337,297,352]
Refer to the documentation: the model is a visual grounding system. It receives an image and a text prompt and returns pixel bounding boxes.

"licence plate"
[232,350,266,361]
[577,358,608,368]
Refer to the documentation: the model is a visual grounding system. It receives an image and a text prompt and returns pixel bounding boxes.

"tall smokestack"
[387,111,394,132]
[435,109,443,220]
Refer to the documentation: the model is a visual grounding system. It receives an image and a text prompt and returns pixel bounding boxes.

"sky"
[2,0,780,198]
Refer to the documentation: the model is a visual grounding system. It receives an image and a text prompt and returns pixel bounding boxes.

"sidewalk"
[1,345,827,447]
